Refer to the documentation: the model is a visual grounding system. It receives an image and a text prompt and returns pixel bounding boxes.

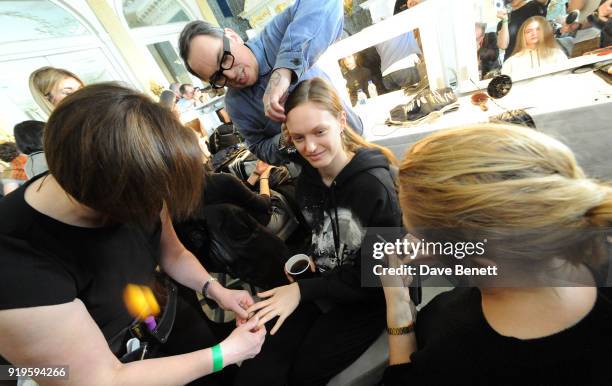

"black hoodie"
[296,148,403,304]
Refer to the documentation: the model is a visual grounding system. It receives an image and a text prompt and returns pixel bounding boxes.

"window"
[147,41,192,84]
[0,0,89,44]
[0,50,119,121]
[122,0,191,28]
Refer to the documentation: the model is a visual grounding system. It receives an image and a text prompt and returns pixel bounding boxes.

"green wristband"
[212,344,223,372]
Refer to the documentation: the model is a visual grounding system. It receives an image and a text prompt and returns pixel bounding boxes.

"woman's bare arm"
[0,300,221,386]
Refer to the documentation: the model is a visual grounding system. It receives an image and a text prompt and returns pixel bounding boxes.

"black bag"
[208,123,243,155]
[211,145,258,181]
[176,203,289,289]
[226,149,258,181]
[108,274,178,362]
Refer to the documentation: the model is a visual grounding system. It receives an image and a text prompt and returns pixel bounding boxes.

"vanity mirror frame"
[318,0,465,100]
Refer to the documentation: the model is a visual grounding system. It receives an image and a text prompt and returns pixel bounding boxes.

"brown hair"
[512,16,560,58]
[0,142,19,163]
[399,124,612,266]
[29,66,85,116]
[45,82,204,226]
[284,77,397,165]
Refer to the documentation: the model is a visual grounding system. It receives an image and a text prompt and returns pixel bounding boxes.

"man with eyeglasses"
[178,0,363,165]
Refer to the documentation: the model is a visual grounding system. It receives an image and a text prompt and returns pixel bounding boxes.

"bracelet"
[211,344,223,372]
[386,322,415,335]
[260,177,269,180]
[202,276,218,299]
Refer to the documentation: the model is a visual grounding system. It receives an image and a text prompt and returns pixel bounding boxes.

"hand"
[254,160,271,176]
[246,283,300,335]
[263,68,292,122]
[560,23,579,34]
[406,0,421,8]
[496,9,508,20]
[209,285,254,323]
[379,233,427,317]
[220,316,266,365]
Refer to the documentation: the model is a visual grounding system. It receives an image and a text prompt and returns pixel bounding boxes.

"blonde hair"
[284,77,398,166]
[399,123,611,265]
[512,16,560,58]
[29,66,85,116]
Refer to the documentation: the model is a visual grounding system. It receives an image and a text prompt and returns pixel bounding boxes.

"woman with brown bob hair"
[239,77,402,385]
[501,16,568,78]
[382,124,612,384]
[0,83,264,385]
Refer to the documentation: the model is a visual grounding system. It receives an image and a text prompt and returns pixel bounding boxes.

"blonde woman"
[29,66,84,116]
[502,16,568,77]
[382,124,612,384]
[238,77,402,385]
[27,67,85,177]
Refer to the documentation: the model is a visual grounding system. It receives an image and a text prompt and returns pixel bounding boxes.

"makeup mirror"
[471,0,610,83]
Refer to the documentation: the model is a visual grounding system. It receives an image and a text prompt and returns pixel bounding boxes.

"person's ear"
[339,111,347,131]
[224,28,244,45]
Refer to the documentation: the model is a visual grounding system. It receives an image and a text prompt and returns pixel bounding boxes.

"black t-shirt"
[0,175,161,344]
[382,286,612,385]
[498,1,548,61]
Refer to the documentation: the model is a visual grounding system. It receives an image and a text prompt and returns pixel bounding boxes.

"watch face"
[487,75,512,99]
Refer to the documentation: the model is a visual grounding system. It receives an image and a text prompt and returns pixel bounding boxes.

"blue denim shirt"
[224,0,363,165]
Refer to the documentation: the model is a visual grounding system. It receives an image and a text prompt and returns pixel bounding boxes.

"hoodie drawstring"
[327,181,343,264]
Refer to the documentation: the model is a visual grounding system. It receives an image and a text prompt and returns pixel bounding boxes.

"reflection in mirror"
[343,0,425,40]
[338,28,426,106]
[473,0,610,81]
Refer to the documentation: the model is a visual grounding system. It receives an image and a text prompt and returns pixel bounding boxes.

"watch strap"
[202,276,218,299]
[386,323,415,335]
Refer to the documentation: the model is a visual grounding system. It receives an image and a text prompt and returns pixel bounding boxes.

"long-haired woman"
[502,16,568,77]
[237,77,402,385]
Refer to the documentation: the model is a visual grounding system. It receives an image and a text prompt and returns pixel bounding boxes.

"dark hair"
[45,82,204,226]
[478,32,501,77]
[0,142,19,163]
[179,83,193,95]
[13,120,45,155]
[179,21,224,78]
[393,0,407,15]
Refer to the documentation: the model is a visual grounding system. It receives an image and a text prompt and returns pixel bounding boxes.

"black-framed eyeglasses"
[210,35,234,89]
